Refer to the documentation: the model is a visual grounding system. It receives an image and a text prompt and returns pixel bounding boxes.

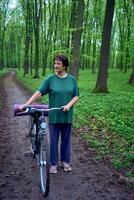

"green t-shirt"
[38,74,79,123]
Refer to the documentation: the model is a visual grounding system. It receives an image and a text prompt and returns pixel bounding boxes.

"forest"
[0,0,134,183]
[0,0,134,88]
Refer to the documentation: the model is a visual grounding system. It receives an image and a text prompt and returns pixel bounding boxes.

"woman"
[20,54,79,174]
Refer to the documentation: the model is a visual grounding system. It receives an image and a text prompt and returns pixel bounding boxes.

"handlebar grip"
[14,104,29,116]
[14,104,49,116]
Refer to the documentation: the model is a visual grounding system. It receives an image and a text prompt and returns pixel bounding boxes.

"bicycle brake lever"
[21,107,29,113]
[60,106,65,110]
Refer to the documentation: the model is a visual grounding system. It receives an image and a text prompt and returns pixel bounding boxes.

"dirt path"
[0,72,133,200]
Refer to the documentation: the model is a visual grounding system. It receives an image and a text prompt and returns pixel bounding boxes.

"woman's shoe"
[50,165,57,174]
[59,162,72,172]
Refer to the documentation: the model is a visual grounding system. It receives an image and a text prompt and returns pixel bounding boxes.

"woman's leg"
[60,123,72,163]
[49,124,60,166]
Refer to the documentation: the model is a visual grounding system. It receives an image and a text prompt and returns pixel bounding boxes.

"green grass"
[16,68,134,178]
[0,68,10,107]
[0,68,9,77]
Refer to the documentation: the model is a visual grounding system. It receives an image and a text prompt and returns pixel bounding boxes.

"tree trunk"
[81,0,90,70]
[42,0,55,76]
[91,37,96,73]
[53,0,60,51]
[34,25,40,78]
[123,0,132,73]
[128,64,134,84]
[93,0,115,93]
[117,13,125,71]
[0,35,4,70]
[67,0,77,54]
[70,0,85,79]
[33,0,42,78]
[30,34,33,75]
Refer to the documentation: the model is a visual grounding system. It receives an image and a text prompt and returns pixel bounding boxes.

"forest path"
[0,72,133,200]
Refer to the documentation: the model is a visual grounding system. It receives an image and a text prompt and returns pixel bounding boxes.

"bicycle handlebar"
[14,104,64,117]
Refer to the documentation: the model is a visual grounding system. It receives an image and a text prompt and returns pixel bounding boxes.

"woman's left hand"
[63,105,70,112]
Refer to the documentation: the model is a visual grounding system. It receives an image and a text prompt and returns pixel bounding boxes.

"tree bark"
[123,0,131,73]
[0,0,8,70]
[93,0,115,93]
[42,0,55,76]
[33,0,42,78]
[70,0,85,79]
[128,64,134,84]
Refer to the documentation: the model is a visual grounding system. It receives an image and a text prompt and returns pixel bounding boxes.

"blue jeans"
[49,123,72,166]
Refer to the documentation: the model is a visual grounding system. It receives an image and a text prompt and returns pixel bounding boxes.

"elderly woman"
[20,54,79,174]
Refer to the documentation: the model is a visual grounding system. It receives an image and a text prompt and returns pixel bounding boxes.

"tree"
[33,0,42,78]
[123,0,132,73]
[128,0,134,84]
[0,0,9,70]
[1,0,134,85]
[42,0,56,75]
[70,0,85,79]
[21,0,33,76]
[128,64,134,84]
[93,0,115,93]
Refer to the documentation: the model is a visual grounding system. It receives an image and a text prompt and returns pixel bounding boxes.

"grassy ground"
[16,68,134,178]
[0,69,10,107]
[0,68,9,77]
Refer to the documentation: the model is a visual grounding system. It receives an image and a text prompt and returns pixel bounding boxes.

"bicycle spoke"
[38,134,50,197]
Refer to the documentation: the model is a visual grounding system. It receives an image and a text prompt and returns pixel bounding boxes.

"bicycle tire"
[38,133,50,197]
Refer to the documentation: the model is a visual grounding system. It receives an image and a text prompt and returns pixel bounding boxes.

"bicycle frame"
[30,112,48,158]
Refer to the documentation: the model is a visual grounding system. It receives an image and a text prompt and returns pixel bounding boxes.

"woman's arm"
[63,96,78,112]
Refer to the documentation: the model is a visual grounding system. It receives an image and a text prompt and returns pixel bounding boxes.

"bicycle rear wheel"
[38,133,50,197]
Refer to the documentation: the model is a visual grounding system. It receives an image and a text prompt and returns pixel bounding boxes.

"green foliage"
[16,68,134,178]
[76,69,134,177]
[0,68,9,77]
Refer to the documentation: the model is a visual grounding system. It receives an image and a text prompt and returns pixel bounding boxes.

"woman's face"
[54,59,65,72]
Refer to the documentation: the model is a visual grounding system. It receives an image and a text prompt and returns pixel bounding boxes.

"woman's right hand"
[19,104,27,111]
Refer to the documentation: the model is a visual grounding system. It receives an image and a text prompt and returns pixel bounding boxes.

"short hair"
[54,54,69,70]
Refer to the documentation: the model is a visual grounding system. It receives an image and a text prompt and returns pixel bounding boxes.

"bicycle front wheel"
[38,133,50,197]
[29,116,36,153]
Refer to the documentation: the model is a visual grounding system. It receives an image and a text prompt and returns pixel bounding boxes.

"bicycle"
[14,104,64,198]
